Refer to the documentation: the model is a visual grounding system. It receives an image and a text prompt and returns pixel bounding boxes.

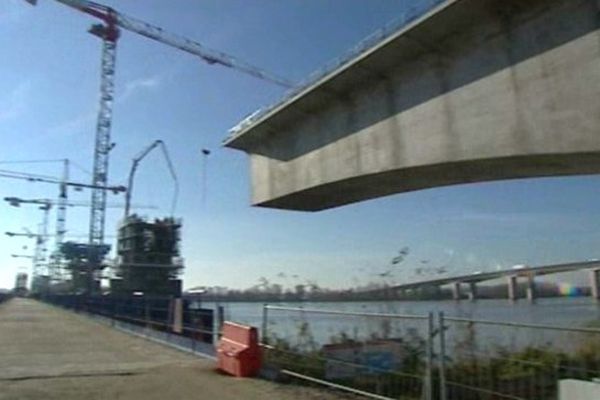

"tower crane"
[0,169,126,192]
[23,0,293,265]
[5,203,52,284]
[4,195,156,282]
[7,231,115,239]
[0,169,126,283]
[4,197,157,211]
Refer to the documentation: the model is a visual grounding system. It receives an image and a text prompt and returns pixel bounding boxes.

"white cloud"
[120,76,161,101]
[0,80,32,122]
[46,110,95,139]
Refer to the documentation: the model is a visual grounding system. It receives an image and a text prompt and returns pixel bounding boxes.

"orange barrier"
[217,321,261,377]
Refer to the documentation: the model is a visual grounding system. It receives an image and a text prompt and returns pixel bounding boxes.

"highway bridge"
[374,260,600,302]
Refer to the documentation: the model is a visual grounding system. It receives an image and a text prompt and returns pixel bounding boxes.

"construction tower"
[111,215,183,297]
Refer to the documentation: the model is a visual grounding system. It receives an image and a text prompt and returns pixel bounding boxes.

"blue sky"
[1,0,599,291]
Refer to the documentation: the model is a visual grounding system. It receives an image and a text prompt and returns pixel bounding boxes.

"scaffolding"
[111,214,183,297]
[14,273,28,296]
[61,241,110,294]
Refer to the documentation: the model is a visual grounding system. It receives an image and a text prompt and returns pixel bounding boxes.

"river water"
[204,297,600,352]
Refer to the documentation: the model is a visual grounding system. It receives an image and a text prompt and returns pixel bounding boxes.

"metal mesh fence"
[439,314,600,400]
[261,305,433,400]
[40,296,600,399]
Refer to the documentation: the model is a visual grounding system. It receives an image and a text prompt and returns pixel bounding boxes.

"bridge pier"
[590,269,600,300]
[467,282,477,302]
[452,282,462,300]
[507,275,518,302]
[526,275,536,303]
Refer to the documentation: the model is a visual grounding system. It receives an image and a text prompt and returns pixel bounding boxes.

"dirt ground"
[0,298,347,400]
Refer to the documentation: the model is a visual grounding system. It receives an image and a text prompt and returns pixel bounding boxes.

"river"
[203,297,600,352]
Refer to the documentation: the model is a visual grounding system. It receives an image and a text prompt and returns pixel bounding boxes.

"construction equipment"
[0,170,125,290]
[6,231,115,239]
[112,215,183,297]
[0,159,70,252]
[24,0,293,88]
[4,195,154,285]
[56,159,69,274]
[5,201,51,295]
[4,197,157,211]
[59,241,110,294]
[124,140,177,219]
[23,0,292,265]
[13,273,29,297]
[6,203,52,287]
[114,140,180,297]
[0,169,126,192]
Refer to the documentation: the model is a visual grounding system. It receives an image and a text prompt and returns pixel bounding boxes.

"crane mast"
[56,159,68,253]
[35,203,51,278]
[52,159,69,281]
[25,0,121,262]
[88,28,118,257]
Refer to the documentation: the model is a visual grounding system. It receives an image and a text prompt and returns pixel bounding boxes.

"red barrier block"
[217,322,261,377]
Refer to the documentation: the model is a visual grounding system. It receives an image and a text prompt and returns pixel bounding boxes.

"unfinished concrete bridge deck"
[226,0,600,211]
[0,298,337,400]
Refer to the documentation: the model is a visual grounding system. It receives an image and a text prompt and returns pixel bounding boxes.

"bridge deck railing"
[226,0,448,141]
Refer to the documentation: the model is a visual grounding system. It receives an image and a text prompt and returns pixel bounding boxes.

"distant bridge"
[373,260,600,302]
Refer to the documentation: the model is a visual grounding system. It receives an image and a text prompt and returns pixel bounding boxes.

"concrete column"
[452,282,462,300]
[467,282,477,301]
[526,275,536,303]
[507,275,518,301]
[590,269,600,300]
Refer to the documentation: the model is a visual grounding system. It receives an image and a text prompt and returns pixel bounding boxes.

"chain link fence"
[40,296,600,399]
[261,305,435,400]
[439,314,600,400]
[259,305,600,400]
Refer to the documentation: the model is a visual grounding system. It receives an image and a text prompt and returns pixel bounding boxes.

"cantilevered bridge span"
[226,0,600,211]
